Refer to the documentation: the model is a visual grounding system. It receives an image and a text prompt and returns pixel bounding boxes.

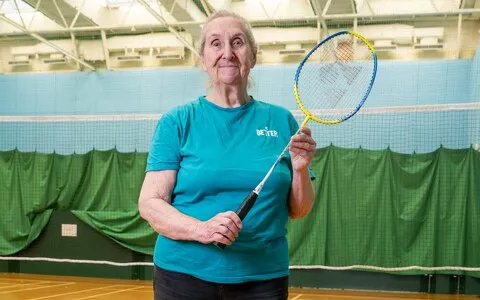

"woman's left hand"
[289,127,316,172]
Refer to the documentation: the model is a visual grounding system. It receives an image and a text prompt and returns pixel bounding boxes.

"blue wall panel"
[0,57,476,154]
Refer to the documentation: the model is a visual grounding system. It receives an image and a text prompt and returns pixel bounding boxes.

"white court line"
[3,256,480,272]
[0,256,153,267]
[0,282,45,290]
[0,278,52,283]
[27,284,127,300]
[290,295,303,300]
[290,264,480,271]
[100,286,150,291]
[0,282,75,295]
[73,286,145,300]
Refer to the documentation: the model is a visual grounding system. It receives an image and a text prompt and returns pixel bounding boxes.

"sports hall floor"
[0,273,478,300]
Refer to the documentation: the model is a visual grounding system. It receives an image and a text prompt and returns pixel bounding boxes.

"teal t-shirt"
[146,96,314,284]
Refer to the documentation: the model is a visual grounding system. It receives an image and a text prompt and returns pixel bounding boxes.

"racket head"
[294,30,378,125]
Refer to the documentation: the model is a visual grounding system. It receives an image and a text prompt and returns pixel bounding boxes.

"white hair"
[198,10,257,60]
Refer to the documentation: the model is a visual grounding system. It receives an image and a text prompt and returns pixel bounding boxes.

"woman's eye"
[211,40,221,47]
[233,39,244,48]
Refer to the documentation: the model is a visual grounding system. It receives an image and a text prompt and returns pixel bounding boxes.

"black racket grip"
[236,191,259,220]
[213,191,258,250]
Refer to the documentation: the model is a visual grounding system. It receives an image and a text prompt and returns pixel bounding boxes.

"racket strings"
[296,33,375,122]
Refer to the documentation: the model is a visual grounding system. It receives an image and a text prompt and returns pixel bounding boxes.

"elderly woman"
[139,9,317,300]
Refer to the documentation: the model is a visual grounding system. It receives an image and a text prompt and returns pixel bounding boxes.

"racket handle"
[213,241,227,250]
[213,191,259,250]
[236,191,259,220]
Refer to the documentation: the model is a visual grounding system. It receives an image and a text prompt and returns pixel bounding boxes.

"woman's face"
[201,16,256,87]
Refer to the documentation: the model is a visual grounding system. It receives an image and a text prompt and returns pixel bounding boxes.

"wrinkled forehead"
[203,16,248,39]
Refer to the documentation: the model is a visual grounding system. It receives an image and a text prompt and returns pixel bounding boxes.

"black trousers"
[153,265,289,300]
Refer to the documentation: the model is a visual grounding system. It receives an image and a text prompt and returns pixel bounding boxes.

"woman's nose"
[222,45,233,60]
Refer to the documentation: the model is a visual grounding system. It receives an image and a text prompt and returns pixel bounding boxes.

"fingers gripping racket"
[213,31,377,250]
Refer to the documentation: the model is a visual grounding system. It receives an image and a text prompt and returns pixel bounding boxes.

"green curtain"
[287,146,480,277]
[0,149,156,255]
[0,147,479,277]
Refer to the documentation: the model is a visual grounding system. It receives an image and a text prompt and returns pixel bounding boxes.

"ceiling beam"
[1,8,480,37]
[70,0,86,28]
[53,0,69,27]
[156,0,205,39]
[136,0,199,58]
[321,0,333,17]
[430,0,439,12]
[364,0,374,15]
[27,0,42,30]
[70,32,81,70]
[100,29,111,70]
[199,0,212,16]
[13,0,26,28]
[23,0,97,28]
[309,0,329,38]
[349,0,356,13]
[0,13,95,71]
[323,8,480,19]
[457,14,463,58]
[350,0,357,30]
[53,0,81,70]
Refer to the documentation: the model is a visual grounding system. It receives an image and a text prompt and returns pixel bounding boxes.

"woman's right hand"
[195,212,243,245]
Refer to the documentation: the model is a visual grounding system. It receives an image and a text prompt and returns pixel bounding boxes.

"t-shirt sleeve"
[286,112,316,181]
[145,112,181,172]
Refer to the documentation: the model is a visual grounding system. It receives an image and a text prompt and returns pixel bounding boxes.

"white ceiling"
[0,0,478,70]
[0,0,477,35]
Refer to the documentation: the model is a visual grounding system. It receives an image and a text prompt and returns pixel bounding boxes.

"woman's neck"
[206,84,250,108]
